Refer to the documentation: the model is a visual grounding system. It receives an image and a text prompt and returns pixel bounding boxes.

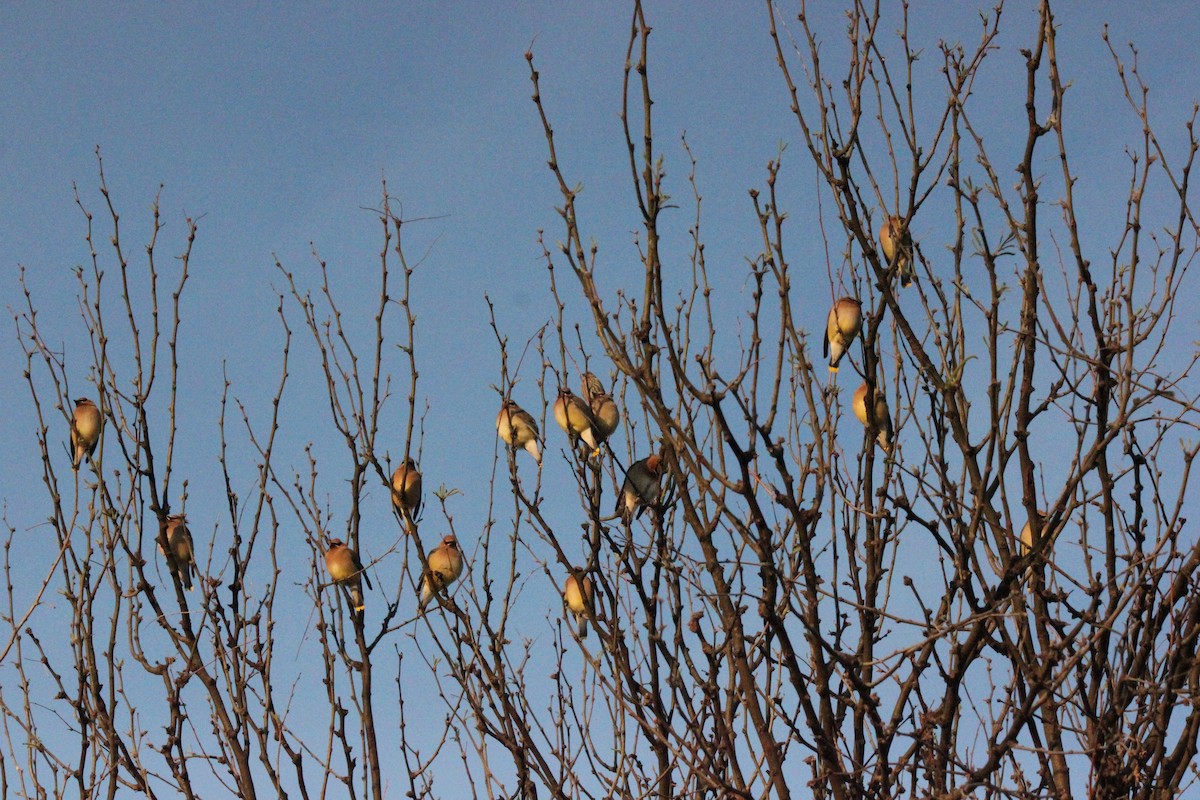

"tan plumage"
[496,400,541,464]
[159,514,196,591]
[589,393,620,442]
[391,458,422,519]
[580,372,619,448]
[823,297,863,373]
[617,453,663,524]
[851,384,893,453]
[419,535,464,612]
[325,538,373,613]
[553,388,598,452]
[71,397,102,471]
[879,215,915,288]
[564,570,595,637]
[580,371,608,404]
[1018,511,1046,557]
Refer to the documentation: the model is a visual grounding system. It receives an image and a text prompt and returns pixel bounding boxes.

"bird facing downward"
[496,400,542,464]
[823,297,863,373]
[325,538,373,613]
[71,397,102,471]
[553,388,599,453]
[851,384,893,453]
[616,453,664,524]
[879,215,915,288]
[564,570,595,638]
[391,458,422,520]
[419,535,464,612]
[160,514,196,591]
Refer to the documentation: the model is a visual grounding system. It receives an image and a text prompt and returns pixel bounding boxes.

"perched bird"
[553,388,599,452]
[823,297,863,373]
[879,215,915,288]
[851,384,893,453]
[160,514,196,591]
[496,400,542,464]
[325,538,373,613]
[616,453,663,524]
[1017,511,1046,557]
[564,569,595,638]
[589,392,620,443]
[579,372,619,448]
[1018,520,1033,556]
[580,371,607,404]
[71,397,102,470]
[419,535,464,612]
[391,458,422,520]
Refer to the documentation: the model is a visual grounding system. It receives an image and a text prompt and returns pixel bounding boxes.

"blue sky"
[2,2,1198,796]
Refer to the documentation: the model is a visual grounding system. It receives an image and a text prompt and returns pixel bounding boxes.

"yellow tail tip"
[828,364,839,373]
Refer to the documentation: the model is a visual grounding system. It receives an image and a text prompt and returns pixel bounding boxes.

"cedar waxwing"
[553,388,599,452]
[71,397,102,471]
[851,384,893,453]
[580,373,619,448]
[496,400,542,464]
[419,535,464,612]
[580,371,607,405]
[1018,511,1046,557]
[823,298,863,373]
[616,453,663,524]
[325,539,373,613]
[879,215,915,288]
[589,393,620,443]
[564,569,595,638]
[160,514,196,591]
[391,458,422,520]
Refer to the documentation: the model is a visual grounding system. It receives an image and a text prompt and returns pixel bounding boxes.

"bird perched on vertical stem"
[617,453,663,524]
[71,397,102,471]
[852,384,893,453]
[581,372,620,444]
[824,297,863,373]
[419,535,464,612]
[160,514,196,591]
[496,400,542,465]
[391,458,422,520]
[553,388,599,453]
[879,215,915,288]
[1018,511,1047,557]
[564,569,595,637]
[325,539,372,613]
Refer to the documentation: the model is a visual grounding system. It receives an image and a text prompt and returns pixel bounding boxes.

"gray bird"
[616,453,663,524]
